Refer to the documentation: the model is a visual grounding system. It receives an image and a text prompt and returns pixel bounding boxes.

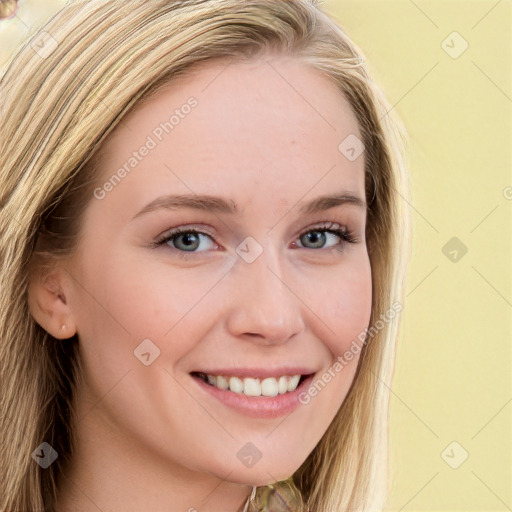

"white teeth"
[287,375,300,392]
[243,378,261,397]
[216,375,229,390]
[200,373,303,396]
[229,376,244,394]
[261,377,279,397]
[278,376,288,395]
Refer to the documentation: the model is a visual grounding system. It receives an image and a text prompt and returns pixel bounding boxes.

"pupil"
[305,231,325,248]
[179,233,198,250]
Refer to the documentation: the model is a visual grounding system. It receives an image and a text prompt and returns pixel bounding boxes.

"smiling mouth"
[190,371,310,397]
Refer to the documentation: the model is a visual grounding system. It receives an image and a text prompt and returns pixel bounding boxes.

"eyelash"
[153,222,358,259]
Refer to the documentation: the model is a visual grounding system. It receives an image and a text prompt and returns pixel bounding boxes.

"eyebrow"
[131,192,366,220]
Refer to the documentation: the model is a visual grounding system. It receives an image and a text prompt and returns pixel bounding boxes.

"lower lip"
[190,374,315,419]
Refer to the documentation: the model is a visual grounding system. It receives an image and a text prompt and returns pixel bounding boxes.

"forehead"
[93,55,365,217]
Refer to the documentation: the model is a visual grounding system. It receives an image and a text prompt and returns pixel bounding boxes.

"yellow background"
[1,1,510,510]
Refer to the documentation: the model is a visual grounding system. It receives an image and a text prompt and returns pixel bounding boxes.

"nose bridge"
[225,238,305,344]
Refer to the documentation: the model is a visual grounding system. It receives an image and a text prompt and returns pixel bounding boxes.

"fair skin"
[28,54,372,512]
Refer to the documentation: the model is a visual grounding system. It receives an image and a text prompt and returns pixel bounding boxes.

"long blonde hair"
[0,1,410,510]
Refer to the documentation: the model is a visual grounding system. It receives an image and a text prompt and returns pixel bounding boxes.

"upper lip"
[190,367,317,379]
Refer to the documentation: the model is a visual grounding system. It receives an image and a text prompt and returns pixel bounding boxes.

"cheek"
[306,255,373,358]
[69,251,225,366]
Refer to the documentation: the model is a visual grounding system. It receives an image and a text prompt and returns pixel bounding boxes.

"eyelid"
[153,224,216,246]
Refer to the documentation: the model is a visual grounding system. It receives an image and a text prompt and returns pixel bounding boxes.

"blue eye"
[296,225,356,250]
[158,228,214,253]
[154,222,357,257]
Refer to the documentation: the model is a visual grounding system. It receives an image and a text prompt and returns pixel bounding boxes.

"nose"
[224,242,306,346]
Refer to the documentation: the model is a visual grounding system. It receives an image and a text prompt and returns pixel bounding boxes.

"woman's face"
[62,55,372,486]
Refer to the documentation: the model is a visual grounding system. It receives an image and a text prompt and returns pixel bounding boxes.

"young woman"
[0,1,409,510]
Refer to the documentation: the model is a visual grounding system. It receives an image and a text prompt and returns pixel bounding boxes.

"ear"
[27,263,77,340]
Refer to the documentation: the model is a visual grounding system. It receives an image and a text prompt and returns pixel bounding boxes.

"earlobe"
[27,268,77,340]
